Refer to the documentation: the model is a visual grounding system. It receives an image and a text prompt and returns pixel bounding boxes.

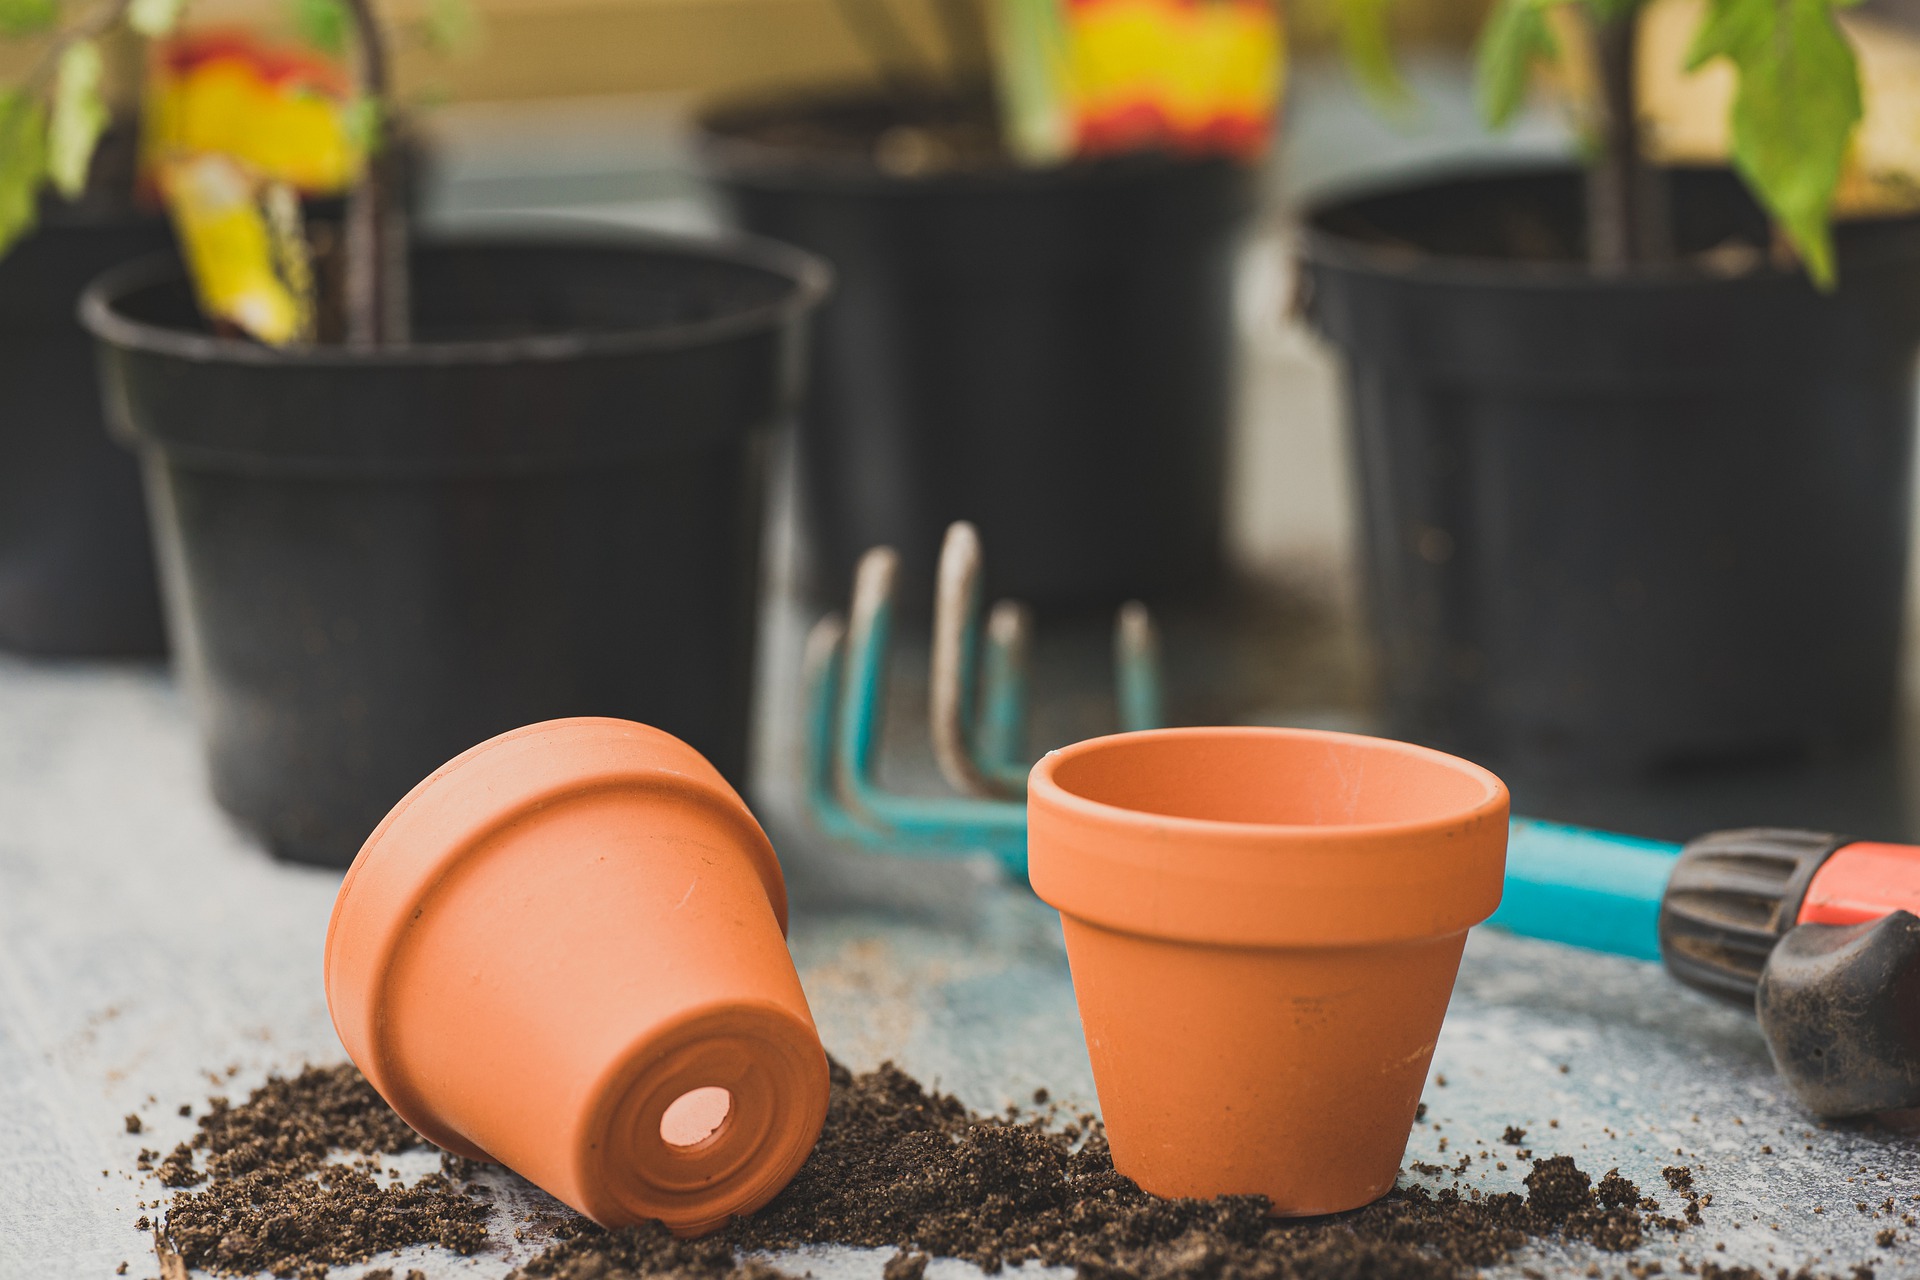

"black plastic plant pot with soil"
[698,91,1257,612]
[82,233,828,867]
[0,208,173,656]
[1301,166,1920,778]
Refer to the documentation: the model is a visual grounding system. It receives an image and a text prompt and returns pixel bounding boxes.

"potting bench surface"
[4,650,1917,1280]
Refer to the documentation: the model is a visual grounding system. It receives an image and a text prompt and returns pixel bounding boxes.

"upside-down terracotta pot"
[1028,726,1508,1215]
[324,717,830,1236]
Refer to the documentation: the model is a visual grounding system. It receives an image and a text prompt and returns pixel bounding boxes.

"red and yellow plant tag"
[157,152,315,346]
[1066,0,1283,159]
[141,31,357,345]
[994,0,1283,164]
[143,31,364,195]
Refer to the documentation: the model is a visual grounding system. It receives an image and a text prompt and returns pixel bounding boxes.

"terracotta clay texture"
[1028,726,1509,1216]
[324,718,830,1237]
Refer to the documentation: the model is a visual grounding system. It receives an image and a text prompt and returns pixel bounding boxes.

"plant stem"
[342,0,408,346]
[831,0,937,101]
[1585,9,1670,272]
[929,0,993,95]
[22,0,134,95]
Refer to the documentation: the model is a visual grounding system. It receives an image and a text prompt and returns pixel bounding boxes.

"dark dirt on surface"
[149,1064,488,1278]
[141,1057,1870,1280]
[512,1061,1693,1280]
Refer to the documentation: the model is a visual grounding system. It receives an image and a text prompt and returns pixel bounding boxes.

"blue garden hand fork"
[800,520,1680,960]
[802,521,1162,880]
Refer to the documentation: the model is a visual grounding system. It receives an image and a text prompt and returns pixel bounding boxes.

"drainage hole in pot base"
[660,1087,733,1149]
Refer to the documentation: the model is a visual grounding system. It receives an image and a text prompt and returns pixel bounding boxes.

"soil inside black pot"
[1309,165,1919,272]
[104,241,802,347]
[701,90,1012,177]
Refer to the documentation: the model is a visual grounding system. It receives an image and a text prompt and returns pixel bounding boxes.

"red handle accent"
[1797,841,1920,926]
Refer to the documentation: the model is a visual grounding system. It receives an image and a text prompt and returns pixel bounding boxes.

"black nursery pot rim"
[696,85,1253,196]
[1300,160,1920,290]
[78,225,833,366]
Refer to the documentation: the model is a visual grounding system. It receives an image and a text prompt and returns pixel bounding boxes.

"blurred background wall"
[0,0,1488,102]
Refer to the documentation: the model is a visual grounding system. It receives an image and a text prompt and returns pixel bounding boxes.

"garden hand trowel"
[803,522,1920,1120]
[1494,820,1920,1119]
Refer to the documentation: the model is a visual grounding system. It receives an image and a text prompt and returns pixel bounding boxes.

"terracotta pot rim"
[1028,727,1509,946]
[1030,725,1507,843]
[324,718,788,1155]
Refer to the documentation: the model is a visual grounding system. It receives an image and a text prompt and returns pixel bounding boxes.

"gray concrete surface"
[4,654,1918,1280]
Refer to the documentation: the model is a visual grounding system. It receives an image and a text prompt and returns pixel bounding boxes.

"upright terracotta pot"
[324,717,830,1236]
[1028,726,1508,1215]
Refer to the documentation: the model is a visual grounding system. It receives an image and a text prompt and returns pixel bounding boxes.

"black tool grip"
[1657,828,1849,1004]
[1756,912,1920,1117]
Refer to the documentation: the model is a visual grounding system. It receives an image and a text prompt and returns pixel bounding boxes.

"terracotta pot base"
[572,1006,829,1233]
[1061,918,1469,1213]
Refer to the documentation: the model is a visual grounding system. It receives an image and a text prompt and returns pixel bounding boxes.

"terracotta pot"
[324,717,830,1236]
[1028,726,1508,1215]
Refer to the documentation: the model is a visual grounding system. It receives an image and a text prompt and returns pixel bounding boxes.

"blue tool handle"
[1487,818,1684,962]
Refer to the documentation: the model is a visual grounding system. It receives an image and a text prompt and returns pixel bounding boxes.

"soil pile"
[150,1065,489,1277]
[145,1058,1730,1280]
[525,1061,1689,1280]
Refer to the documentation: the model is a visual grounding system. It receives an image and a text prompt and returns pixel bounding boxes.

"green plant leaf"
[1688,0,1762,67]
[126,0,187,38]
[1333,0,1407,106]
[291,0,349,54]
[1475,0,1557,130]
[0,0,57,38]
[47,37,107,198]
[1688,0,1862,285]
[0,91,47,259]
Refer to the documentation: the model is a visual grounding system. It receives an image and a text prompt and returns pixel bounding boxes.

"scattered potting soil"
[512,1064,1698,1280]
[149,1064,489,1277]
[509,1221,784,1280]
[710,1060,1687,1279]
[140,1058,1876,1280]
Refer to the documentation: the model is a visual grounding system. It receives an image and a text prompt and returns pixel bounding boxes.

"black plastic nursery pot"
[83,234,827,866]
[699,93,1257,610]
[0,211,173,656]
[1301,167,1920,777]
